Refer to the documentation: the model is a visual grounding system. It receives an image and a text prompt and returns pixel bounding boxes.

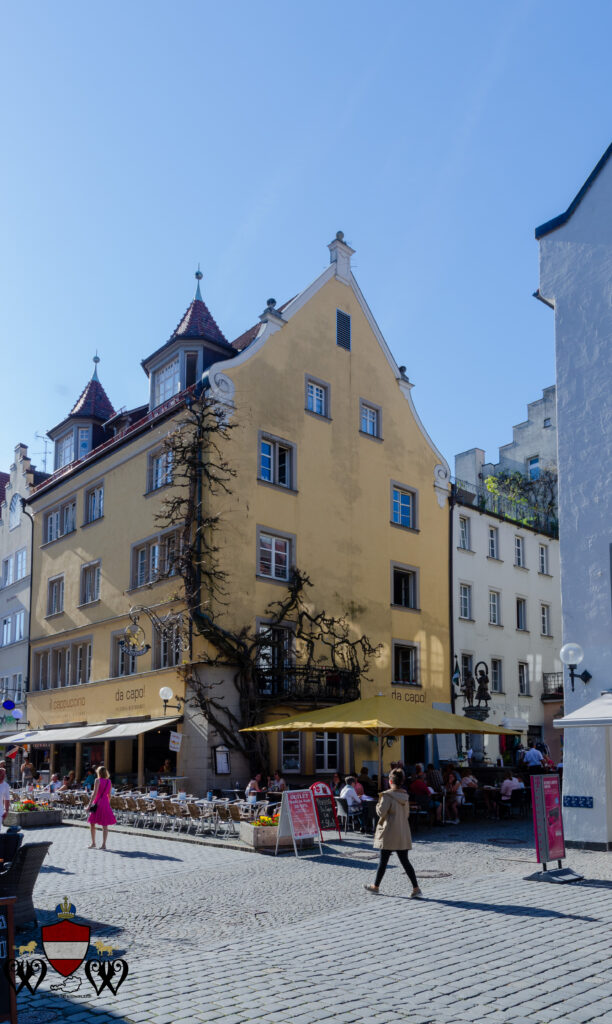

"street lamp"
[560,643,592,693]
[159,686,185,716]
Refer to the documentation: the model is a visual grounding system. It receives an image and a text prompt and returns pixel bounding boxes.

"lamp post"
[559,643,592,693]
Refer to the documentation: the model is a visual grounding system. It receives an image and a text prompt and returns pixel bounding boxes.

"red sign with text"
[531,774,565,864]
[287,790,319,839]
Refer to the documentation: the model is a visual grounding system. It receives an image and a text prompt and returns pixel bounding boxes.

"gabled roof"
[69,375,116,422]
[536,141,612,239]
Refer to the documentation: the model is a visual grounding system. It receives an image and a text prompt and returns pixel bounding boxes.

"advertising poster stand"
[527,774,583,884]
[275,790,323,857]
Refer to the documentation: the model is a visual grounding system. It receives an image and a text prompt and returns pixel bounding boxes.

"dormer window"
[77,426,91,459]
[153,358,180,407]
[56,431,74,469]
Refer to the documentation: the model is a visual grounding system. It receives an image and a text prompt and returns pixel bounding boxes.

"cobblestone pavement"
[12,819,612,1023]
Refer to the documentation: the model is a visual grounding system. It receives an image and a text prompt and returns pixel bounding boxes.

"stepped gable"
[0,472,9,508]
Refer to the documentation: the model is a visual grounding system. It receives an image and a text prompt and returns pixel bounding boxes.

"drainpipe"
[20,498,34,701]
[448,483,456,714]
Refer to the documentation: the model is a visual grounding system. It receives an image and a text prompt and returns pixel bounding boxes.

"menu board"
[310,781,342,839]
[0,898,17,1024]
[531,774,565,865]
[275,790,323,857]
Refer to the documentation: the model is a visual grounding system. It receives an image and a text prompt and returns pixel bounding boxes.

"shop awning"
[554,691,612,728]
[97,718,180,740]
[0,725,110,745]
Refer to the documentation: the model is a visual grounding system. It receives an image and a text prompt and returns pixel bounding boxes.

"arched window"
[9,494,21,530]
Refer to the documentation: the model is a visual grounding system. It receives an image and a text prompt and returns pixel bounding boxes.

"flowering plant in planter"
[253,813,280,827]
[12,800,52,812]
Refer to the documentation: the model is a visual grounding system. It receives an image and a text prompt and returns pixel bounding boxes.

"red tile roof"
[171,297,229,346]
[231,324,260,351]
[69,377,116,421]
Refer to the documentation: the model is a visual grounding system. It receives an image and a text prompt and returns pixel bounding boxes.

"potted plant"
[5,800,63,828]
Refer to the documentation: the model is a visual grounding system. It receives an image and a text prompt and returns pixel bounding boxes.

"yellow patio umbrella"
[241,695,520,785]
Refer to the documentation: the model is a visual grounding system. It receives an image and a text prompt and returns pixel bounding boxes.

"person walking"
[87,766,116,850]
[364,767,422,898]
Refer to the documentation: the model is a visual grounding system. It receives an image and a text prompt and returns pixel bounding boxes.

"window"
[391,485,416,529]
[491,659,502,693]
[56,431,74,469]
[47,576,64,616]
[360,401,381,438]
[459,517,471,550]
[12,673,23,703]
[281,731,301,773]
[153,357,180,407]
[44,499,76,542]
[1,558,13,588]
[488,527,499,559]
[543,418,551,428]
[85,484,104,523]
[81,562,101,604]
[15,549,26,580]
[259,435,294,489]
[9,494,21,530]
[74,642,92,685]
[51,646,71,688]
[392,567,417,609]
[114,636,137,677]
[518,662,530,696]
[258,531,291,581]
[514,536,525,568]
[14,611,24,642]
[0,678,9,699]
[154,624,182,669]
[257,624,293,693]
[132,530,179,588]
[77,426,91,459]
[459,584,472,620]
[528,456,540,481]
[148,449,173,492]
[461,653,473,685]
[539,544,549,575]
[305,378,329,417]
[315,732,339,772]
[185,352,198,388]
[541,604,551,636]
[489,591,501,626]
[35,651,49,690]
[393,644,418,685]
[1,619,10,646]
[336,309,351,350]
[516,598,527,631]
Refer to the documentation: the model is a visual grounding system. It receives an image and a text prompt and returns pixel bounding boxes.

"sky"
[1,1,611,477]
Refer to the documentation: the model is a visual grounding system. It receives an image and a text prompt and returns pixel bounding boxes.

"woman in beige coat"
[364,767,422,897]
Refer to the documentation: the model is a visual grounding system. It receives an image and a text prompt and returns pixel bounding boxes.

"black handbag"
[89,802,98,813]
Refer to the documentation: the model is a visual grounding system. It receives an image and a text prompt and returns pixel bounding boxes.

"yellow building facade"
[24,234,450,791]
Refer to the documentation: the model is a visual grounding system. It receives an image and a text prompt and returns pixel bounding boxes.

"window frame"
[390,481,418,531]
[47,575,65,617]
[256,526,295,584]
[280,731,301,774]
[8,494,21,530]
[147,448,173,493]
[315,731,339,773]
[84,482,105,524]
[1,557,13,588]
[153,357,180,407]
[489,590,501,626]
[130,529,180,589]
[257,432,297,491]
[391,562,419,611]
[518,661,530,696]
[392,640,420,687]
[43,497,77,544]
[541,603,551,636]
[55,430,74,469]
[459,583,472,620]
[15,548,27,580]
[488,526,499,559]
[516,597,527,631]
[490,658,503,693]
[14,610,25,642]
[80,560,102,606]
[304,374,331,419]
[514,535,525,568]
[538,544,549,575]
[112,632,138,678]
[527,455,540,481]
[458,516,471,550]
[359,399,382,440]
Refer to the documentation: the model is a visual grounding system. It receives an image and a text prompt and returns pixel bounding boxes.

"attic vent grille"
[336,309,351,351]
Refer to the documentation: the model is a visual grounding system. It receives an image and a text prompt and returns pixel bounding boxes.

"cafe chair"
[335,797,363,834]
[0,841,52,929]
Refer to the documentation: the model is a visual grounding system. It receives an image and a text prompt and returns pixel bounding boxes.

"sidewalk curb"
[63,817,255,853]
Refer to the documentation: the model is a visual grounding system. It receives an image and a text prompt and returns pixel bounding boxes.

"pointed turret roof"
[169,269,229,346]
[69,355,116,421]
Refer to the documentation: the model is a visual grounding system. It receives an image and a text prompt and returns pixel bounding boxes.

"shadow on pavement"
[18,989,134,1023]
[102,849,182,861]
[39,864,74,874]
[576,878,612,890]
[413,896,598,922]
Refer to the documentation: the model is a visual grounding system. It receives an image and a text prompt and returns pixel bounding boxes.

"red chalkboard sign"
[310,782,342,840]
[275,790,323,857]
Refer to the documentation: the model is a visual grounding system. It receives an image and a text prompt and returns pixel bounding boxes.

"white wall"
[538,153,612,849]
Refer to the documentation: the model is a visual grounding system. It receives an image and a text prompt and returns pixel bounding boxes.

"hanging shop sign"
[169,731,182,753]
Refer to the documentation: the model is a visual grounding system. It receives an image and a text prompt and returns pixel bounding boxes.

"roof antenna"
[92,351,100,382]
[34,432,51,473]
[195,265,203,301]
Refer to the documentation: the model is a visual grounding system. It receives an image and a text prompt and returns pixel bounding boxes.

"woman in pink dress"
[87,766,116,850]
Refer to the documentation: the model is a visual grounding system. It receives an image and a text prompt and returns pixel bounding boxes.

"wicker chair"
[0,832,24,863]
[0,841,52,928]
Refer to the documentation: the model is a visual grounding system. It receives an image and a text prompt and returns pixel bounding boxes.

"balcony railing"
[542,672,564,700]
[254,665,360,703]
[453,478,558,538]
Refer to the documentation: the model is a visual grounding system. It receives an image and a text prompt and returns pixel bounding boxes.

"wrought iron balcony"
[254,665,360,703]
[542,672,564,700]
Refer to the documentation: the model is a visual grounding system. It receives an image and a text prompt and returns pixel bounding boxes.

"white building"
[0,445,47,772]
[453,390,562,762]
[537,141,612,850]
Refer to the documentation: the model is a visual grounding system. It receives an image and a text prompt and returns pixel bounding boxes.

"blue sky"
[1,1,610,477]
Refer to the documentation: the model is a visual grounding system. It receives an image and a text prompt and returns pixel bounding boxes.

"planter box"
[239,821,314,851]
[5,810,63,829]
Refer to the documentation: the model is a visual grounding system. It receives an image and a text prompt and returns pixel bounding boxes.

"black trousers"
[374,848,418,888]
